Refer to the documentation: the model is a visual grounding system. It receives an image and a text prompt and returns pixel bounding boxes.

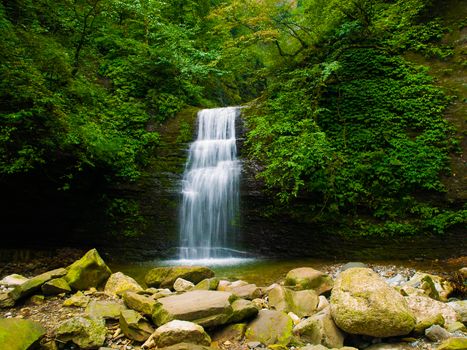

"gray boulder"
[230,299,259,323]
[119,309,154,342]
[245,309,294,346]
[268,284,318,318]
[154,320,211,347]
[123,291,157,317]
[55,316,106,349]
[85,300,126,320]
[174,278,195,292]
[285,267,333,295]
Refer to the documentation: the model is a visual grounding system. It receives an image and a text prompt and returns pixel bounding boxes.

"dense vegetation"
[1,0,465,239]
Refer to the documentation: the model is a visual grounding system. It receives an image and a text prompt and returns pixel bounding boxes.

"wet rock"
[9,268,67,301]
[406,294,459,331]
[245,309,294,346]
[55,316,106,349]
[104,272,143,297]
[228,283,262,300]
[85,300,126,320]
[0,274,28,288]
[436,337,467,350]
[447,300,467,323]
[154,320,211,347]
[152,290,234,327]
[174,278,195,292]
[194,278,219,291]
[119,309,154,342]
[123,291,157,317]
[230,298,259,323]
[425,324,451,342]
[405,272,454,301]
[293,307,344,349]
[145,266,214,289]
[285,267,333,295]
[268,284,318,318]
[64,249,112,291]
[0,318,46,350]
[41,278,71,295]
[63,291,91,307]
[330,268,415,337]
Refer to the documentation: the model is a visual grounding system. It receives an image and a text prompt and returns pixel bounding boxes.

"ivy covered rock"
[64,249,112,290]
[55,316,106,349]
[0,318,46,350]
[285,268,333,295]
[330,268,415,337]
[154,320,211,347]
[145,266,214,289]
[245,310,294,346]
[104,272,143,297]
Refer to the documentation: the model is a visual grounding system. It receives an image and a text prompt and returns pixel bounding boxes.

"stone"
[288,312,301,325]
[228,284,262,300]
[298,346,329,350]
[85,300,126,320]
[268,284,318,318]
[365,344,413,350]
[156,342,212,350]
[9,268,67,301]
[285,267,333,295]
[405,272,454,301]
[437,338,467,350]
[152,290,235,327]
[194,278,219,291]
[0,318,46,350]
[293,307,344,349]
[217,280,232,291]
[174,278,195,292]
[145,266,214,289]
[123,291,157,316]
[459,267,467,279]
[330,267,415,337]
[447,300,467,323]
[386,274,408,287]
[212,323,247,342]
[341,262,368,271]
[42,278,72,295]
[445,321,466,333]
[252,298,268,310]
[27,294,45,305]
[425,324,452,342]
[247,341,262,348]
[63,291,91,307]
[65,249,112,291]
[230,299,259,323]
[245,310,294,346]
[0,292,15,308]
[119,309,154,342]
[316,296,329,312]
[154,320,211,347]
[405,294,459,331]
[104,272,143,297]
[0,274,28,287]
[56,316,106,349]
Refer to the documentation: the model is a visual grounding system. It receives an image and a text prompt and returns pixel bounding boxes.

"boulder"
[341,262,368,271]
[445,321,466,333]
[119,309,154,342]
[0,318,46,350]
[268,284,318,318]
[330,268,415,337]
[85,300,126,320]
[425,324,451,342]
[41,278,71,295]
[365,344,413,350]
[55,316,106,349]
[154,320,211,347]
[152,290,235,327]
[27,294,45,305]
[293,307,344,349]
[405,272,454,301]
[63,291,91,307]
[217,280,232,291]
[123,291,157,316]
[0,292,15,308]
[145,266,214,289]
[174,278,195,292]
[0,274,28,288]
[447,300,467,323]
[9,268,67,301]
[245,310,294,346]
[437,338,467,350]
[405,294,458,331]
[316,296,330,312]
[285,267,333,295]
[212,323,247,342]
[64,249,112,291]
[229,299,259,323]
[156,343,213,350]
[104,272,143,297]
[228,284,262,300]
[194,278,219,291]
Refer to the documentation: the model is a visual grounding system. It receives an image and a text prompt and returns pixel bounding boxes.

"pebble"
[247,341,262,349]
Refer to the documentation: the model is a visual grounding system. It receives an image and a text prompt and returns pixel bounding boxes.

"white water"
[179,107,241,260]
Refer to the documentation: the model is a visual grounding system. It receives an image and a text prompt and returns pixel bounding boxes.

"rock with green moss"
[447,300,467,323]
[55,316,106,349]
[123,291,157,316]
[63,291,91,307]
[285,268,333,295]
[212,323,247,342]
[0,292,15,308]
[119,309,154,342]
[405,272,454,302]
[194,278,219,291]
[145,266,214,289]
[64,249,111,291]
[445,321,466,333]
[228,284,262,300]
[365,344,413,350]
[9,268,67,301]
[437,337,467,350]
[154,320,211,347]
[293,307,344,348]
[268,284,318,318]
[85,300,126,320]
[230,299,259,323]
[0,274,29,288]
[245,310,294,346]
[0,318,46,350]
[42,278,71,295]
[330,267,415,337]
[104,272,143,297]
[157,342,213,350]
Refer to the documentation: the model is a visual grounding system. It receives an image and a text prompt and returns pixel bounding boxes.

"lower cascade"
[179,107,242,260]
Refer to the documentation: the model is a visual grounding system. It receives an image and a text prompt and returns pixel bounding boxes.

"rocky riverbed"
[0,249,466,350]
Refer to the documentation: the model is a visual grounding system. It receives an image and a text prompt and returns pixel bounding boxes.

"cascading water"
[179,107,241,260]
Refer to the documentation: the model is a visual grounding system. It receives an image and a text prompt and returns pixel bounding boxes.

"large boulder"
[145,266,214,289]
[268,284,318,318]
[55,316,106,349]
[119,309,154,342]
[41,278,71,295]
[293,307,344,349]
[285,268,333,295]
[123,291,157,317]
[85,300,126,320]
[64,249,111,290]
[0,318,46,350]
[0,274,28,288]
[104,272,143,297]
[245,310,294,346]
[152,290,235,327]
[9,268,67,301]
[330,268,415,337]
[154,320,211,347]
[227,284,262,300]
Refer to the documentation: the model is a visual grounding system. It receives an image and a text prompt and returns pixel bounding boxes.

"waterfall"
[179,107,241,260]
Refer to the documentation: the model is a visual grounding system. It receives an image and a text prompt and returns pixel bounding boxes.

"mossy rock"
[42,278,71,295]
[0,318,46,350]
[437,338,467,350]
[268,284,318,318]
[104,272,143,297]
[64,249,111,291]
[245,310,294,346]
[56,316,106,349]
[9,268,67,301]
[145,266,214,289]
[123,291,157,317]
[119,309,154,342]
[229,299,259,323]
[285,267,333,295]
[154,320,211,348]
